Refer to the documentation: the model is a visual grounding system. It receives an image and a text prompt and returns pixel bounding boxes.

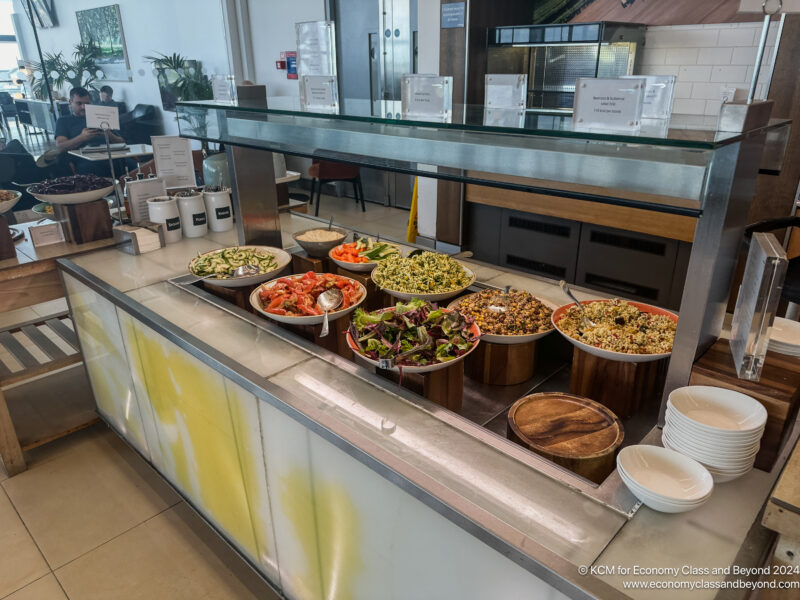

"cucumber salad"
[190,247,277,278]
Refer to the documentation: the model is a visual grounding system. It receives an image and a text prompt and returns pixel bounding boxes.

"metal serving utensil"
[488,285,511,313]
[559,280,596,329]
[190,264,261,283]
[317,288,343,338]
[378,329,432,370]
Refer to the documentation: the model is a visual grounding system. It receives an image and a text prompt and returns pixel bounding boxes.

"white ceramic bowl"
[770,317,800,346]
[617,468,711,513]
[661,437,754,483]
[28,183,114,205]
[616,445,714,502]
[372,263,476,303]
[250,274,366,326]
[617,467,711,508]
[0,190,21,214]
[329,254,379,272]
[664,410,764,445]
[446,292,558,345]
[551,299,678,363]
[663,425,760,457]
[188,246,291,288]
[667,386,767,434]
[617,463,712,505]
[345,307,482,374]
[328,242,403,273]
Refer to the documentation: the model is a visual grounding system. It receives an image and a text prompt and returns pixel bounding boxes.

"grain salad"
[455,289,553,336]
[558,299,676,354]
[372,252,472,293]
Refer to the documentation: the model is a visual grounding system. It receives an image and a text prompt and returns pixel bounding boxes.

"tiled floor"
[0,391,280,599]
[290,186,411,243]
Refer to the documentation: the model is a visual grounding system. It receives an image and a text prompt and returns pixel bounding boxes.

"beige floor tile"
[56,503,280,600]
[0,307,38,330]
[29,298,68,318]
[2,424,179,569]
[0,488,50,598]
[3,574,67,600]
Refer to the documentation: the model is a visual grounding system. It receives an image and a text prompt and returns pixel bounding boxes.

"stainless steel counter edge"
[168,271,642,518]
[57,257,630,600]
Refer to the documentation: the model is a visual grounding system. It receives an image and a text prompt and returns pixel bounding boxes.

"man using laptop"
[54,86,126,174]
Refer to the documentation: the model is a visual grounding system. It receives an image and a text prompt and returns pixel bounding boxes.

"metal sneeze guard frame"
[176,100,789,425]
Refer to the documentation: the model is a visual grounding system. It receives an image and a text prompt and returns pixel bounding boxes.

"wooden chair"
[0,311,97,475]
[308,160,365,216]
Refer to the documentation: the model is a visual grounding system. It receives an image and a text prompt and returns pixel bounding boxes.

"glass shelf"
[176,99,789,216]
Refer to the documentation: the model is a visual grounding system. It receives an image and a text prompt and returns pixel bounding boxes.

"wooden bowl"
[507,392,624,484]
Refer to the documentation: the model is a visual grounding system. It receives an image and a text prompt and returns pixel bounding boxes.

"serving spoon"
[191,264,261,283]
[559,280,596,330]
[317,288,343,337]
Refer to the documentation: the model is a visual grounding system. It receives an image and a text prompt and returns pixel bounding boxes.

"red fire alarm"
[275,60,287,70]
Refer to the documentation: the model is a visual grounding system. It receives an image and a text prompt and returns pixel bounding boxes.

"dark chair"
[745,217,800,314]
[0,92,18,136]
[308,160,365,217]
[119,104,161,144]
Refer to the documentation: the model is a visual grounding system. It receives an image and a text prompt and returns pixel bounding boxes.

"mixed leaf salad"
[349,298,479,367]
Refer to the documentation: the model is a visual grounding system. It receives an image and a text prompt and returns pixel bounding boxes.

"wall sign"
[441,2,466,29]
[286,51,297,80]
[401,74,453,123]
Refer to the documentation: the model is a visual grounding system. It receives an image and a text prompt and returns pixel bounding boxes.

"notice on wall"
[573,77,646,133]
[286,51,297,80]
[127,177,167,225]
[151,136,196,189]
[441,2,466,28]
[296,21,336,77]
[85,103,120,130]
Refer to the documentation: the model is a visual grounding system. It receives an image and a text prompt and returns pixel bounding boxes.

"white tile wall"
[639,22,780,116]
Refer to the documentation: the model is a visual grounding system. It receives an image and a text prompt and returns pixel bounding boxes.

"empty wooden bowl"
[507,392,624,484]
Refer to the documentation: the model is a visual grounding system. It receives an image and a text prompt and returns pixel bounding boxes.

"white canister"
[176,192,208,238]
[147,196,182,244]
[203,187,233,232]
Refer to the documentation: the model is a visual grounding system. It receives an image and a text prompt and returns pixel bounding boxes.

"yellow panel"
[125,318,259,561]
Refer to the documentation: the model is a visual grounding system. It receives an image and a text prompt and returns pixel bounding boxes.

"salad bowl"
[346,299,481,374]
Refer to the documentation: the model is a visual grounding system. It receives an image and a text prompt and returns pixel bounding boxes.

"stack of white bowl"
[768,318,800,356]
[617,445,714,513]
[663,386,767,483]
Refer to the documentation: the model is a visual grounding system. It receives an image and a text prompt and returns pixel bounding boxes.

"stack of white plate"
[663,386,767,483]
[768,318,800,356]
[617,445,714,513]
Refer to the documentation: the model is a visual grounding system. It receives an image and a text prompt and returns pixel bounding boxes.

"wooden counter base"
[465,340,536,386]
[569,347,668,420]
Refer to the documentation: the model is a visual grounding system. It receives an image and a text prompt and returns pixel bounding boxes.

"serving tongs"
[559,280,596,331]
[378,329,432,370]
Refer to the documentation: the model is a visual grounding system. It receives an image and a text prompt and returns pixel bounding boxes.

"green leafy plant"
[144,52,213,102]
[28,41,102,100]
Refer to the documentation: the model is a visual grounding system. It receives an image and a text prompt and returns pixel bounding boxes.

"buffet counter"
[56,212,793,600]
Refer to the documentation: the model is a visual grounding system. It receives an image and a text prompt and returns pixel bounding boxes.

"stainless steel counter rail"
[167,267,641,519]
[57,258,629,600]
[175,101,785,452]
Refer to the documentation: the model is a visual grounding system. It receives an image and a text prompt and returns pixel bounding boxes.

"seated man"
[98,85,126,113]
[55,86,126,175]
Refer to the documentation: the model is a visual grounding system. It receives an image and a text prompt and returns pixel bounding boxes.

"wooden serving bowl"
[507,392,624,484]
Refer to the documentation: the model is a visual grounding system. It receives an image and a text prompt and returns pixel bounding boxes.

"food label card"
[127,177,167,225]
[85,104,120,130]
[30,222,65,247]
[152,136,196,189]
